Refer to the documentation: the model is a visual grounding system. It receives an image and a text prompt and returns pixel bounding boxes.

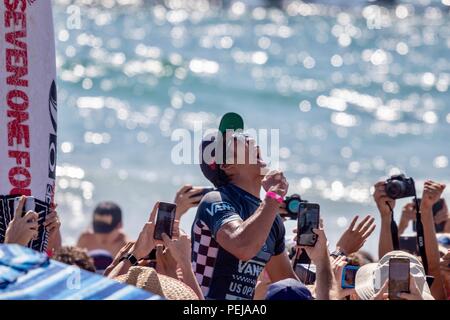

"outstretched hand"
[336,215,376,255]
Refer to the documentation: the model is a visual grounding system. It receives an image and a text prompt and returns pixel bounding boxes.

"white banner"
[0,0,57,205]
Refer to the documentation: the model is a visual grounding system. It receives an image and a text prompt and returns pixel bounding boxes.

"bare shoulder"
[77,230,95,245]
[115,231,128,243]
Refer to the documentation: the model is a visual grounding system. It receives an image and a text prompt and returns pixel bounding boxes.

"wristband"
[125,253,139,266]
[266,191,284,204]
[330,249,346,259]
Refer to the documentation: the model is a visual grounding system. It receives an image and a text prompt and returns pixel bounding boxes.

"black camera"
[282,194,304,220]
[385,174,416,200]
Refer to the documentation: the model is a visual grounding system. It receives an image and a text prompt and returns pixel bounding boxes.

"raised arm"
[265,221,298,283]
[107,203,159,279]
[398,203,415,235]
[217,200,281,261]
[420,180,447,300]
[162,233,205,300]
[215,171,288,261]
[298,226,333,300]
[373,181,396,259]
[44,206,62,252]
[336,214,376,256]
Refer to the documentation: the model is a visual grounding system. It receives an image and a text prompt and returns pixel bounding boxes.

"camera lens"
[287,199,301,215]
[386,180,405,199]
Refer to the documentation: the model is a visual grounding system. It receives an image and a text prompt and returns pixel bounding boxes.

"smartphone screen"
[389,258,410,300]
[13,196,36,218]
[297,203,320,246]
[153,202,176,240]
[342,265,359,289]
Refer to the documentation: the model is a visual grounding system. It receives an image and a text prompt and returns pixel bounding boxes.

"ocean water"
[53,0,450,256]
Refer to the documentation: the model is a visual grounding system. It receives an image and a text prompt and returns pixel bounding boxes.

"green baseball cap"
[218,112,244,135]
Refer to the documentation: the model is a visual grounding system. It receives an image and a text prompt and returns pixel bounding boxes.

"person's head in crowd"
[77,201,128,257]
[265,278,313,301]
[52,246,96,273]
[92,201,123,234]
[355,250,433,300]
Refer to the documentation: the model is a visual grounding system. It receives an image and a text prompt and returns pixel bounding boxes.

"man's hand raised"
[336,215,376,255]
[262,170,289,198]
[421,180,446,210]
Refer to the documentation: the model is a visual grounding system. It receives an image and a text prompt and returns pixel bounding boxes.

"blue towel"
[0,244,162,300]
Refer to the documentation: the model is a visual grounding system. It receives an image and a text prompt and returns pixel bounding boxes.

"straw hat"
[355,251,434,300]
[115,267,199,300]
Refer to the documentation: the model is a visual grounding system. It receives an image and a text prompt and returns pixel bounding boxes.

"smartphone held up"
[13,196,36,218]
[388,258,410,300]
[153,202,177,240]
[342,265,359,289]
[296,202,320,247]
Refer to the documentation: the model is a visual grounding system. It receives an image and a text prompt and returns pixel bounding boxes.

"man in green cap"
[192,112,301,300]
